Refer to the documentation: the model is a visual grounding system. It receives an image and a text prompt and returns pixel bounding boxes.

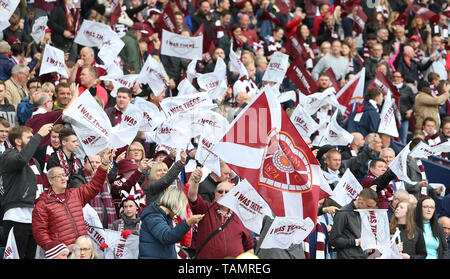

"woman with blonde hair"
[139,188,204,259]
[41,82,56,101]
[70,235,99,259]
[390,201,427,259]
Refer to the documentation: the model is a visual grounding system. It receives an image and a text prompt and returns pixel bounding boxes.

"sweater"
[311,54,349,81]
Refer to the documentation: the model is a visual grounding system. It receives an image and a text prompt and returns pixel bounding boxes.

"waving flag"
[378,90,399,137]
[30,16,48,43]
[335,67,365,118]
[39,45,69,78]
[212,85,332,223]
[3,228,19,259]
[259,216,315,249]
[286,56,318,95]
[323,110,354,146]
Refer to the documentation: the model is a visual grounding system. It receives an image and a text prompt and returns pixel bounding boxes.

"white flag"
[390,228,403,259]
[262,51,289,84]
[177,78,198,96]
[299,87,340,115]
[100,74,138,97]
[75,20,120,48]
[229,46,248,78]
[409,141,435,159]
[186,59,201,82]
[0,0,20,32]
[103,229,139,259]
[30,16,48,43]
[323,110,354,146]
[160,92,217,117]
[39,45,69,78]
[197,57,228,100]
[290,104,320,140]
[196,133,221,175]
[137,55,168,96]
[151,112,194,148]
[190,110,229,139]
[378,90,399,137]
[109,102,144,149]
[331,169,363,207]
[389,143,414,184]
[259,216,315,249]
[83,204,106,258]
[3,228,19,259]
[357,209,391,259]
[430,141,450,156]
[217,179,273,233]
[161,29,203,60]
[133,97,166,132]
[98,37,125,68]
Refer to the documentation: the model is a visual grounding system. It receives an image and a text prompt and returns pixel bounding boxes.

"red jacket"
[189,195,254,259]
[32,166,107,250]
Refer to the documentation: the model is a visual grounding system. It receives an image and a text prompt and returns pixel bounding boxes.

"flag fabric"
[367,71,401,118]
[137,55,169,96]
[353,6,367,37]
[133,97,166,132]
[161,29,203,60]
[389,143,414,184]
[197,57,228,100]
[150,112,196,149]
[98,38,125,69]
[259,216,315,249]
[229,46,249,78]
[323,110,354,146]
[410,4,439,22]
[30,16,48,43]
[262,51,290,85]
[357,209,391,259]
[0,0,20,32]
[3,228,19,259]
[335,67,365,117]
[39,45,69,78]
[378,90,399,137]
[103,229,139,259]
[283,32,311,62]
[109,0,122,26]
[75,20,120,48]
[160,92,217,117]
[154,1,178,34]
[217,179,273,233]
[274,0,294,14]
[410,140,450,158]
[109,102,144,149]
[330,169,363,207]
[212,85,332,224]
[286,56,318,95]
[390,227,403,259]
[298,87,341,115]
[177,77,198,96]
[100,74,138,97]
[326,67,341,93]
[174,0,190,16]
[84,204,106,258]
[289,104,320,140]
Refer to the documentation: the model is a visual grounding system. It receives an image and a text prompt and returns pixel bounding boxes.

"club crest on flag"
[259,128,312,193]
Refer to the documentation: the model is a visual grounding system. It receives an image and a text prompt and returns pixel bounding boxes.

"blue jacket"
[138,202,190,259]
[343,101,380,137]
[0,54,14,82]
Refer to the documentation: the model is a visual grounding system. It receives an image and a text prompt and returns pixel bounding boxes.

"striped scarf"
[314,107,333,136]
[348,56,354,72]
[304,221,328,259]
[430,85,439,97]
[238,75,258,95]
[424,130,446,159]
[85,170,118,229]
[56,149,81,177]
[376,5,389,22]
[112,175,146,215]
[363,45,371,60]
[416,160,428,197]
[266,36,282,57]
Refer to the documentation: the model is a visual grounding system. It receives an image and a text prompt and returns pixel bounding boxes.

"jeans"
[399,120,409,145]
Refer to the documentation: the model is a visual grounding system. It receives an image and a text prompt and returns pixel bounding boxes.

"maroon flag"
[110,0,122,26]
[335,0,360,18]
[202,42,216,65]
[326,68,341,93]
[353,6,367,37]
[283,32,311,62]
[261,10,280,25]
[335,68,365,119]
[275,0,294,14]
[155,2,178,34]
[286,57,318,95]
[392,6,411,26]
[410,4,439,22]
[193,24,212,54]
[174,0,190,16]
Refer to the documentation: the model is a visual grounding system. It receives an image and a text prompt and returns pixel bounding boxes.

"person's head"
[392,189,410,209]
[330,39,341,57]
[42,82,56,100]
[355,188,378,209]
[367,88,383,106]
[320,41,331,56]
[150,161,168,180]
[437,79,450,95]
[11,64,30,87]
[325,149,341,172]
[409,194,418,207]
[390,201,417,240]
[428,72,440,87]
[438,216,450,239]
[235,91,248,107]
[48,124,63,149]
[255,55,268,72]
[199,0,211,14]
[318,72,331,89]
[380,147,395,165]
[211,160,231,182]
[341,41,352,57]
[272,26,284,42]
[8,126,33,149]
[351,132,365,148]
[379,133,392,148]
[149,87,166,105]
[375,61,388,76]
[8,14,20,31]
[369,158,387,177]
[241,50,255,64]
[127,141,146,162]
[409,35,421,50]
[27,78,41,96]
[244,61,256,80]
[376,27,389,42]
[299,24,310,39]
[366,133,383,154]
[403,45,415,59]
[45,241,70,259]
[218,0,230,11]
[116,87,132,111]
[84,154,101,175]
[59,127,78,154]
[160,187,188,218]
[35,93,53,111]
[71,235,98,259]
[122,198,139,218]
[417,196,436,222]
[80,66,98,88]
[239,13,250,29]
[80,47,95,65]
[47,166,69,194]
[394,25,405,39]
[219,10,232,27]
[130,0,141,8]
[431,35,442,51]
[422,117,436,134]
[213,47,225,60]
[392,71,404,85]
[0,118,10,144]
[441,117,450,138]
[319,3,329,14]
[214,181,233,202]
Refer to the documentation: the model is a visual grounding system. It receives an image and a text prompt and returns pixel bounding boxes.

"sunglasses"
[216,190,229,194]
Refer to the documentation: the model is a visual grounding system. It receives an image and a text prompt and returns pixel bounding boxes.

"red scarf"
[56,149,81,176]
[65,5,80,35]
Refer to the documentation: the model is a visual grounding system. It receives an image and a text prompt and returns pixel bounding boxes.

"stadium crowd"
[0,0,450,260]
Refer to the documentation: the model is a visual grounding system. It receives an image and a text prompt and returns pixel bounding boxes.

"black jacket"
[198,174,220,203]
[48,4,74,49]
[0,134,43,214]
[0,98,18,127]
[398,83,415,121]
[392,44,434,84]
[395,224,427,259]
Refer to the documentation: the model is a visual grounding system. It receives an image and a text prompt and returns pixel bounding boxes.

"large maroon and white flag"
[155,1,178,34]
[39,45,69,78]
[161,29,203,60]
[411,4,439,22]
[275,0,294,14]
[353,6,367,37]
[212,85,332,223]
[335,67,365,118]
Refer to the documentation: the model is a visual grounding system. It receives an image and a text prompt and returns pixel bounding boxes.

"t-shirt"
[423,222,439,259]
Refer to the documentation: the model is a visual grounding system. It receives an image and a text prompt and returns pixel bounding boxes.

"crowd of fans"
[0,0,450,260]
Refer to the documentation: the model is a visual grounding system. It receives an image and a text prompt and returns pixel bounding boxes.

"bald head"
[351,132,365,148]
[403,45,414,58]
[438,216,450,238]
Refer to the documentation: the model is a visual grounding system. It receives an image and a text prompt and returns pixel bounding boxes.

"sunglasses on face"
[216,190,229,194]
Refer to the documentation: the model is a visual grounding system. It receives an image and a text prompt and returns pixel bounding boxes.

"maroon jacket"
[361,172,392,209]
[189,195,254,259]
[25,110,63,146]
[32,166,107,250]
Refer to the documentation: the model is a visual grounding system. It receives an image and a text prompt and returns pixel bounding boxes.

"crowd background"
[0,0,449,260]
